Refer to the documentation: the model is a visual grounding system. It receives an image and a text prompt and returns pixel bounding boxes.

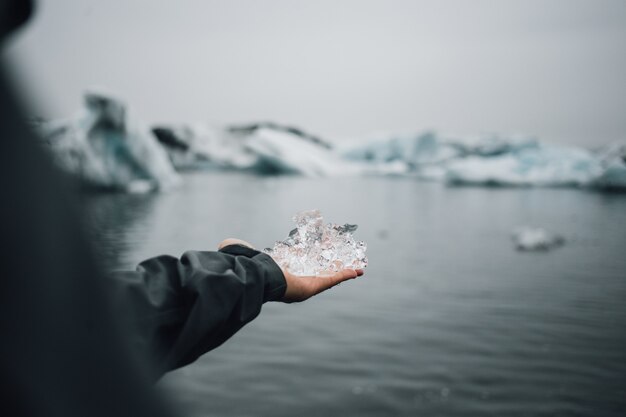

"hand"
[217,238,365,303]
[281,267,364,303]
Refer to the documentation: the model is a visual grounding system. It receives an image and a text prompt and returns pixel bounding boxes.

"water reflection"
[81,192,160,270]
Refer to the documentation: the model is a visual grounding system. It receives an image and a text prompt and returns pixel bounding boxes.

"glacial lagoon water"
[83,172,626,417]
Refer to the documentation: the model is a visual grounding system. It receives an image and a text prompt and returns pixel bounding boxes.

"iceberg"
[512,227,565,251]
[241,126,363,177]
[152,121,362,177]
[152,124,258,171]
[341,132,538,165]
[591,142,626,190]
[340,132,539,180]
[445,143,598,187]
[341,132,460,176]
[342,131,625,190]
[37,91,179,192]
[445,134,538,157]
[229,121,334,150]
[35,91,626,191]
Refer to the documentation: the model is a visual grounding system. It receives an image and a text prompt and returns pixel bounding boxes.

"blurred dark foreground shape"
[0,1,299,416]
[0,1,176,416]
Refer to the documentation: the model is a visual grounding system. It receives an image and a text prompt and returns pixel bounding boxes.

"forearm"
[108,246,286,377]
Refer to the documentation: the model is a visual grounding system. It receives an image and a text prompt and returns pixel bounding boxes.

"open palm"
[281,267,364,303]
[218,238,364,303]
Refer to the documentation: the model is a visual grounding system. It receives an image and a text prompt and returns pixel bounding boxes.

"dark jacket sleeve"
[108,245,286,377]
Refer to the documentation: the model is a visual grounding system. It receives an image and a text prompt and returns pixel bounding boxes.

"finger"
[338,268,359,281]
[356,269,365,276]
[313,269,358,294]
[217,238,255,250]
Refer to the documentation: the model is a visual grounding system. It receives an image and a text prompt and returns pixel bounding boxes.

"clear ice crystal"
[263,209,368,276]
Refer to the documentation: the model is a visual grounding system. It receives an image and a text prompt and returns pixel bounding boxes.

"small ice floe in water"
[512,227,565,251]
[264,209,368,275]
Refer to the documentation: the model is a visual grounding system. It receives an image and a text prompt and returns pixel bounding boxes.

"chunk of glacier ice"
[264,209,368,276]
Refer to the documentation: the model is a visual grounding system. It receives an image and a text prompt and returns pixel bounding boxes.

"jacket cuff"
[218,243,261,258]
[219,244,287,302]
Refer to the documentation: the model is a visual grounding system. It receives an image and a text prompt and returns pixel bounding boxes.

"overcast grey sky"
[6,0,626,146]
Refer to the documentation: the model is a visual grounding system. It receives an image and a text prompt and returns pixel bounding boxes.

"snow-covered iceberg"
[154,121,363,177]
[341,132,626,189]
[340,132,539,180]
[445,143,597,187]
[38,92,179,192]
[152,124,258,171]
[36,91,625,191]
[240,125,363,177]
[341,132,459,172]
[591,142,626,190]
